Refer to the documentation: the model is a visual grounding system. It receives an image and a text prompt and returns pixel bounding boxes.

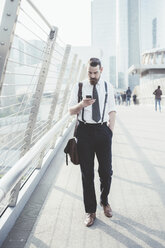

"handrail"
[0,113,73,203]
[26,0,52,29]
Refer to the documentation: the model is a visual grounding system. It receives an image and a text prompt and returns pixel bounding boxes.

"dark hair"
[89,57,102,68]
[158,85,160,89]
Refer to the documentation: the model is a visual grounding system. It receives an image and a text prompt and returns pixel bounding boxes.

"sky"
[33,0,92,46]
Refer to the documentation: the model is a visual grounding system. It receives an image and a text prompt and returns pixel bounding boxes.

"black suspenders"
[79,81,108,123]
[101,81,108,124]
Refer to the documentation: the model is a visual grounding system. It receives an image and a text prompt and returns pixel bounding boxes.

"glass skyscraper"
[140,0,165,52]
[91,0,116,85]
[91,0,165,91]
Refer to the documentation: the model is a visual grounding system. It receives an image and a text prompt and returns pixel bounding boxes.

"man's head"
[88,58,103,85]
[158,85,160,89]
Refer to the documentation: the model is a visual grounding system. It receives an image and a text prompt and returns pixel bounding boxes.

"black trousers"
[77,121,113,213]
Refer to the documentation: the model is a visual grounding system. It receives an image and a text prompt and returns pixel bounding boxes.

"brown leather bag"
[64,83,83,165]
[64,137,79,165]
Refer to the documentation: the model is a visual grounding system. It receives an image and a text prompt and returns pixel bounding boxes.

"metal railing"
[0,113,73,214]
[0,0,87,217]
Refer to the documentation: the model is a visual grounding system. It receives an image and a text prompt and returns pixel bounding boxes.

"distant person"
[153,86,162,112]
[126,87,132,105]
[114,94,117,105]
[121,91,126,105]
[121,93,124,104]
[116,92,121,105]
[133,94,137,105]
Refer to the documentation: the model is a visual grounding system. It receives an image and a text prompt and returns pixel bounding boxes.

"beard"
[89,77,100,85]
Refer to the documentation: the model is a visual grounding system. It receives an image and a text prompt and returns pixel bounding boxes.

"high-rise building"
[116,0,140,90]
[91,0,140,90]
[116,0,128,89]
[152,18,157,48]
[139,0,165,53]
[109,56,116,88]
[127,0,140,90]
[91,0,116,84]
[91,0,165,90]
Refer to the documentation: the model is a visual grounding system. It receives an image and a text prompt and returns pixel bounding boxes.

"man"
[133,94,137,105]
[126,86,132,105]
[69,58,116,227]
[121,91,126,105]
[153,85,162,112]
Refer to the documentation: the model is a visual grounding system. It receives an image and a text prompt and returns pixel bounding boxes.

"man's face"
[88,65,103,85]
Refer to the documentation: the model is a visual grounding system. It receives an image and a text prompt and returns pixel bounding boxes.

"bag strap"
[101,81,108,124]
[78,82,86,122]
[77,82,85,122]
[73,82,83,137]
[66,153,68,165]
[78,82,83,102]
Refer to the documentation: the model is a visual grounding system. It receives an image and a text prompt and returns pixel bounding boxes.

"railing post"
[46,44,71,130]
[62,59,82,115]
[36,149,45,169]
[83,65,87,80]
[161,52,164,64]
[58,54,78,119]
[79,64,87,81]
[37,43,72,167]
[143,54,147,65]
[0,0,21,95]
[74,59,82,83]
[147,54,151,64]
[59,60,87,136]
[141,55,145,65]
[21,27,58,157]
[153,53,156,64]
[8,180,21,207]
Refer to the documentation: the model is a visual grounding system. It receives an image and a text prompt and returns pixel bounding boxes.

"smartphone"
[86,95,92,99]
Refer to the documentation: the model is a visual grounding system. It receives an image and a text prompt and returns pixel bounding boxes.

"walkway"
[2,105,165,248]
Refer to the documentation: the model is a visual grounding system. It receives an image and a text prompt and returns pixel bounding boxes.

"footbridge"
[0,1,165,248]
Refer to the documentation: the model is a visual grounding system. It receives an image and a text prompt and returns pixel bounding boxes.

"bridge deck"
[2,105,165,248]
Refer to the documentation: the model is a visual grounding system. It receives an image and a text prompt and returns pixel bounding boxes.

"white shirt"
[68,77,116,123]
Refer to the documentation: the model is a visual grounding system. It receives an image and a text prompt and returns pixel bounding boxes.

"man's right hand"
[69,98,95,115]
[81,98,96,108]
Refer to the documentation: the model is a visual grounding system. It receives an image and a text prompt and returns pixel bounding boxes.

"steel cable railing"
[0,2,48,175]
[20,7,49,37]
[0,0,86,225]
[7,57,42,69]
[0,4,49,164]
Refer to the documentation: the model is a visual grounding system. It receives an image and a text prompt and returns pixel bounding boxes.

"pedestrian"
[126,86,132,105]
[121,91,126,105]
[69,58,116,227]
[133,94,137,105]
[116,92,121,105]
[153,85,162,112]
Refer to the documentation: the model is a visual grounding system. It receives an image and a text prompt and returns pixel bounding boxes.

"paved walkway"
[2,105,165,248]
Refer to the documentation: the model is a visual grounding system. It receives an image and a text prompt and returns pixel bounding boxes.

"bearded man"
[69,58,116,227]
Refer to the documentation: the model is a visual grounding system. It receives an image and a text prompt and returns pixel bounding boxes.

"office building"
[116,0,128,89]
[91,0,116,84]
[140,0,165,52]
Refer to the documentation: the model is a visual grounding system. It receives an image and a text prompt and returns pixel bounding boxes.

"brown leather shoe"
[84,213,96,227]
[101,203,113,218]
